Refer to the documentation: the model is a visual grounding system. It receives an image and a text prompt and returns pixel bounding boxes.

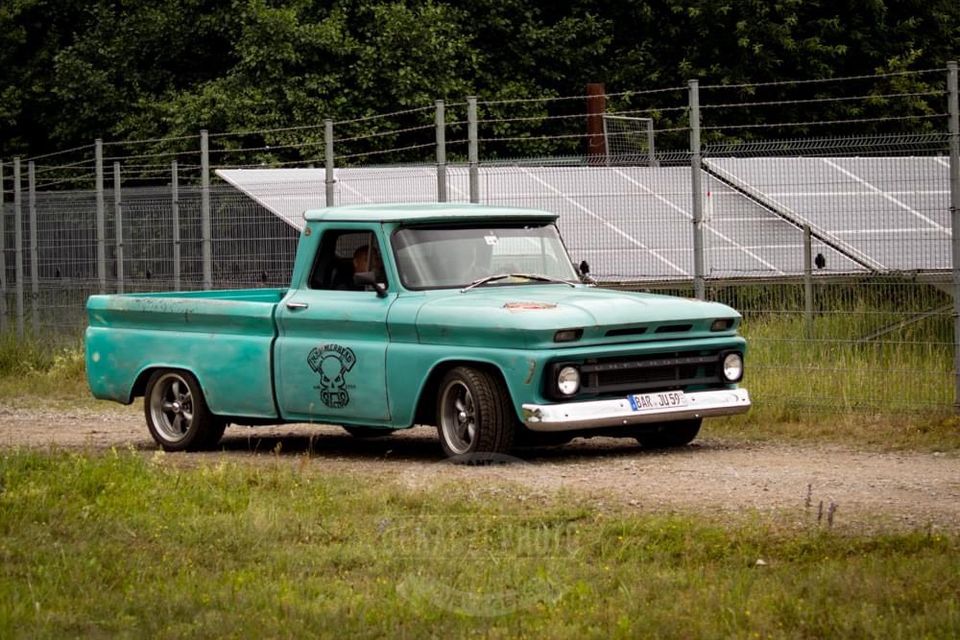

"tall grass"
[742,312,951,417]
[0,332,87,401]
[723,278,954,418]
[0,450,957,638]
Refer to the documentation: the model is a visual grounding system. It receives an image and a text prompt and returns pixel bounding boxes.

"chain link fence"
[2,65,959,416]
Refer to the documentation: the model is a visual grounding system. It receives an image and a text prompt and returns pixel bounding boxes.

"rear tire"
[436,366,515,460]
[635,419,702,449]
[144,369,225,452]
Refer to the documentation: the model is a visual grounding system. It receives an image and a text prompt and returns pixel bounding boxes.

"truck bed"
[86,288,286,418]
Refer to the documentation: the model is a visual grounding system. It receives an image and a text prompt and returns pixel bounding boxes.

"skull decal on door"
[307,344,357,408]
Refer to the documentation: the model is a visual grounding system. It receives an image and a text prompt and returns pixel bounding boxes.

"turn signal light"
[710,318,735,331]
[553,329,583,343]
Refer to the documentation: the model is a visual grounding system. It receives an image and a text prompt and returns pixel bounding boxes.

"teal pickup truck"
[86,203,750,459]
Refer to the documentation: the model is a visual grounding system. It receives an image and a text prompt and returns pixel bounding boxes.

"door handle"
[285,302,309,310]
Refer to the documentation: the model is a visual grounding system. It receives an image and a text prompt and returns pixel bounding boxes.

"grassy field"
[0,449,957,638]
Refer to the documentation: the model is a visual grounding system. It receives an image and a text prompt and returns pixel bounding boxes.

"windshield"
[392,224,579,289]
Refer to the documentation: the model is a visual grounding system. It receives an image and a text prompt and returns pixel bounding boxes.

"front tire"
[436,366,515,459]
[144,369,225,452]
[635,419,702,449]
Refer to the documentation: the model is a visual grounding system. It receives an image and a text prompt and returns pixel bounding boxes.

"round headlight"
[722,353,744,382]
[557,366,580,396]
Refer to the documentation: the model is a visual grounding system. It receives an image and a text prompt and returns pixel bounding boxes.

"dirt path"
[2,404,958,531]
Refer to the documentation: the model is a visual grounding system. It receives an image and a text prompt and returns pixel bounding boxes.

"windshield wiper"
[461,273,578,292]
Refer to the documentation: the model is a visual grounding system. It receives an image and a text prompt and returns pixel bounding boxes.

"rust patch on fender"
[523,360,537,385]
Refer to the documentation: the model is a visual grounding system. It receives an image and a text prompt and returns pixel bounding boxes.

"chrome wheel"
[435,366,515,460]
[144,369,225,452]
[439,379,477,455]
[149,372,196,443]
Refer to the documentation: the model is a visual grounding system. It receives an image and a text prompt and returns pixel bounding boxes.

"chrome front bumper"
[521,388,751,432]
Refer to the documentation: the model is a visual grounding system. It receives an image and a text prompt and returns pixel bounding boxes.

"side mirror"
[578,260,597,285]
[354,271,388,298]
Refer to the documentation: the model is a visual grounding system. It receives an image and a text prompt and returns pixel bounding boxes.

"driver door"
[274,228,394,424]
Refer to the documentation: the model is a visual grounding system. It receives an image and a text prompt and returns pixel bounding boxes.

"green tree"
[1,0,957,161]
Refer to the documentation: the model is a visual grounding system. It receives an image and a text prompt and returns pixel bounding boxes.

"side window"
[308,230,387,291]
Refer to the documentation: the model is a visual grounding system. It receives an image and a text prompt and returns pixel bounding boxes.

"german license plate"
[628,391,687,411]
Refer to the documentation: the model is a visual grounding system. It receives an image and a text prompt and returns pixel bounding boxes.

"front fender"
[385,345,539,426]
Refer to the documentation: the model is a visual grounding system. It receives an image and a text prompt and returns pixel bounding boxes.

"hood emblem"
[503,302,557,311]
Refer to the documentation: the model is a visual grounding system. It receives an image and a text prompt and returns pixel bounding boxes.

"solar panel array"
[705,157,951,273]
[478,165,866,280]
[217,156,951,281]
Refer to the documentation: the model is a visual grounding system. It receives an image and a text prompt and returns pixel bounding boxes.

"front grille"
[579,351,723,395]
[605,326,647,337]
[655,324,693,334]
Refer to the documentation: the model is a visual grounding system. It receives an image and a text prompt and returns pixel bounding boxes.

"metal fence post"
[95,139,106,294]
[172,160,181,290]
[0,160,6,332]
[689,79,706,300]
[803,224,813,339]
[27,161,38,334]
[947,61,960,411]
[436,100,447,203]
[13,157,23,337]
[468,96,479,203]
[114,162,124,294]
[325,119,335,207]
[200,129,212,290]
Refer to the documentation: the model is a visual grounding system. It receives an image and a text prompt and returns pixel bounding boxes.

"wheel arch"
[130,364,209,405]
[412,359,513,426]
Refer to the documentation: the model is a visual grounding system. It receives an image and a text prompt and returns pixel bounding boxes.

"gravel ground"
[2,403,958,531]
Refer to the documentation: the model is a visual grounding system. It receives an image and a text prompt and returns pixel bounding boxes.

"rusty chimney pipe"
[586,83,607,163]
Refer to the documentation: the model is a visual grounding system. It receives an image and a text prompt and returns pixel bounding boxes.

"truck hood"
[414,285,740,349]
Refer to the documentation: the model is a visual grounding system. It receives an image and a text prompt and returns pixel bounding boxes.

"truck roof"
[303,203,560,224]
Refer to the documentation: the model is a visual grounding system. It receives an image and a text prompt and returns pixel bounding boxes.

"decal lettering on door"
[307,344,357,409]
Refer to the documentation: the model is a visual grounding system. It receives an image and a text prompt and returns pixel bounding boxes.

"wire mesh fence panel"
[32,191,102,333]
[446,165,472,202]
[209,185,298,288]
[0,202,13,331]
[34,282,99,337]
[603,115,657,166]
[34,191,100,282]
[708,278,953,415]
[118,186,176,289]
[174,187,205,290]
